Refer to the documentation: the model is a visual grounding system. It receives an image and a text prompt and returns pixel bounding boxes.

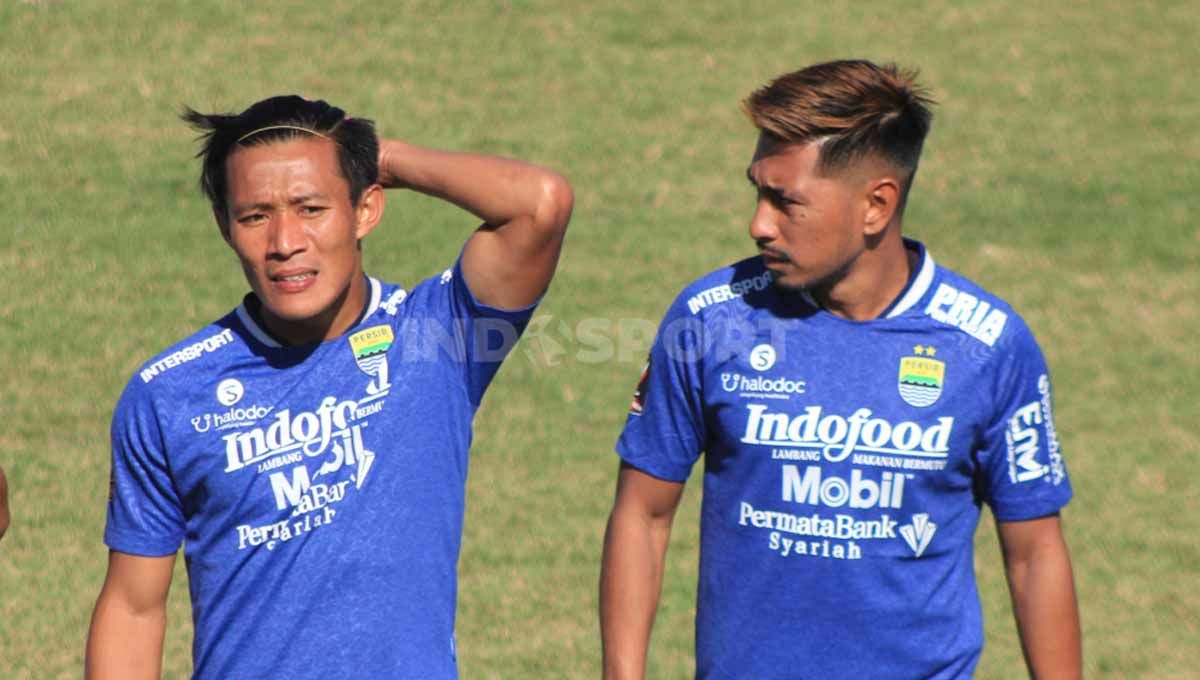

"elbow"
[532,170,574,240]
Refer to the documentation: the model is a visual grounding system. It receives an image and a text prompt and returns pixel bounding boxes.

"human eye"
[299,204,328,216]
[237,212,267,225]
[761,188,792,209]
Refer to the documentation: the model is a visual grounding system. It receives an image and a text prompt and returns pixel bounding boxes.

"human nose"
[749,198,779,243]
[268,212,306,259]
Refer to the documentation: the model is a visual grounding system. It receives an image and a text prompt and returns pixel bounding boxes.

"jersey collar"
[235,276,383,349]
[884,239,936,318]
[795,239,936,320]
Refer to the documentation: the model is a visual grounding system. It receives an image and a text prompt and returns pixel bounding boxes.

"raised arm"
[600,462,687,680]
[377,140,573,309]
[996,514,1082,679]
[86,551,177,680]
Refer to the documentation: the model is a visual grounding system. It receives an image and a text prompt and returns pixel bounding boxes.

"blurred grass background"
[1,1,1196,677]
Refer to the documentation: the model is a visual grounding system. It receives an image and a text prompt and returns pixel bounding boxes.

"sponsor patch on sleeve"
[629,358,650,415]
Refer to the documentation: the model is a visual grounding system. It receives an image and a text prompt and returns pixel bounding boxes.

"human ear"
[863,177,901,236]
[353,184,386,240]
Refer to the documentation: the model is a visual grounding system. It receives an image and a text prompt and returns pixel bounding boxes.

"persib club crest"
[349,325,395,395]
[898,345,944,408]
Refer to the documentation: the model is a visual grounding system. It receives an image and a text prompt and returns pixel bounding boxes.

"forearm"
[600,508,672,680]
[1003,526,1082,679]
[85,589,168,679]
[378,139,570,232]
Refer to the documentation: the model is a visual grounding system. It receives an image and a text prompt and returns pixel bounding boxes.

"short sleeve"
[440,255,538,406]
[616,297,707,482]
[103,379,185,556]
[977,321,1072,521]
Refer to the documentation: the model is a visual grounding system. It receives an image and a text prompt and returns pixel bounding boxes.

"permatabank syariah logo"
[749,344,776,371]
[217,378,244,407]
[899,513,937,557]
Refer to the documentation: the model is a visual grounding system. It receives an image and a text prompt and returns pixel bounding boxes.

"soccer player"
[600,61,1081,679]
[86,95,573,679]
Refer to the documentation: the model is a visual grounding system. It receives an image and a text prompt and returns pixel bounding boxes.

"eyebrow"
[746,168,809,205]
[286,193,329,205]
[232,193,331,213]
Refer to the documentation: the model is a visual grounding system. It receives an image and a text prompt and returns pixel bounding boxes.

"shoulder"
[130,311,244,390]
[115,310,245,424]
[364,276,413,319]
[666,256,775,320]
[369,266,453,318]
[918,261,1039,355]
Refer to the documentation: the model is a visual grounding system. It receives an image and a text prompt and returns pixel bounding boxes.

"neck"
[812,234,915,321]
[255,274,367,346]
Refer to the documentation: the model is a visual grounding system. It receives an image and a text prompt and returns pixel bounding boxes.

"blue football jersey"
[617,241,1071,680]
[105,258,534,679]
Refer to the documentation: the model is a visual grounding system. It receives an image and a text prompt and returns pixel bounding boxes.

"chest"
[701,317,996,496]
[160,339,472,526]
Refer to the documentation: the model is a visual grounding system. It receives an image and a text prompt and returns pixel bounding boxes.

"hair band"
[236,125,332,144]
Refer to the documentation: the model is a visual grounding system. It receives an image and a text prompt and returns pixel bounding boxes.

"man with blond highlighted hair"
[86,95,572,679]
[601,61,1081,679]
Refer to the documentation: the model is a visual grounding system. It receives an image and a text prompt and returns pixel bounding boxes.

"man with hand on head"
[601,60,1080,679]
[86,95,572,679]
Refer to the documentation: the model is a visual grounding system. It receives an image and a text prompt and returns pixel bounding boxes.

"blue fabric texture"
[617,241,1071,680]
[105,258,534,679]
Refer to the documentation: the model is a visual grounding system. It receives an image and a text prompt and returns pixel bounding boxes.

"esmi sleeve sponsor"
[977,322,1072,522]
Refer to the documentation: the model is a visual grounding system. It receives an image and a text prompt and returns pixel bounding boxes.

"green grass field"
[2,2,1197,678]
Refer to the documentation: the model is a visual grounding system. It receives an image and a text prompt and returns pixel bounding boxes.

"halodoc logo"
[192,404,272,433]
[721,373,807,397]
[740,404,954,462]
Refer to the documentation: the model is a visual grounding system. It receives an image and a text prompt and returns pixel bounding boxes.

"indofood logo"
[222,396,361,473]
[898,345,944,408]
[740,404,954,463]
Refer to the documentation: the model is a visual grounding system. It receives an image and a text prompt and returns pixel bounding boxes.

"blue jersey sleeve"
[978,320,1072,521]
[104,379,185,556]
[430,255,538,407]
[616,295,707,482]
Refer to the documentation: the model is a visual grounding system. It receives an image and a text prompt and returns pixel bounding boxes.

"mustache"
[756,242,791,261]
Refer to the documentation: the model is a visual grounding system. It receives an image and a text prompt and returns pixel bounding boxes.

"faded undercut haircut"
[182,95,379,219]
[744,60,934,203]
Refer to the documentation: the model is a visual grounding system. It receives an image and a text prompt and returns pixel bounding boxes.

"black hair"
[182,95,378,219]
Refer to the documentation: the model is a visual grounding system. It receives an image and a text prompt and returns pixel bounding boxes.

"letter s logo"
[217,378,244,407]
[749,344,776,372]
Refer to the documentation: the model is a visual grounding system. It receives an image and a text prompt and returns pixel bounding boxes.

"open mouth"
[270,270,317,292]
